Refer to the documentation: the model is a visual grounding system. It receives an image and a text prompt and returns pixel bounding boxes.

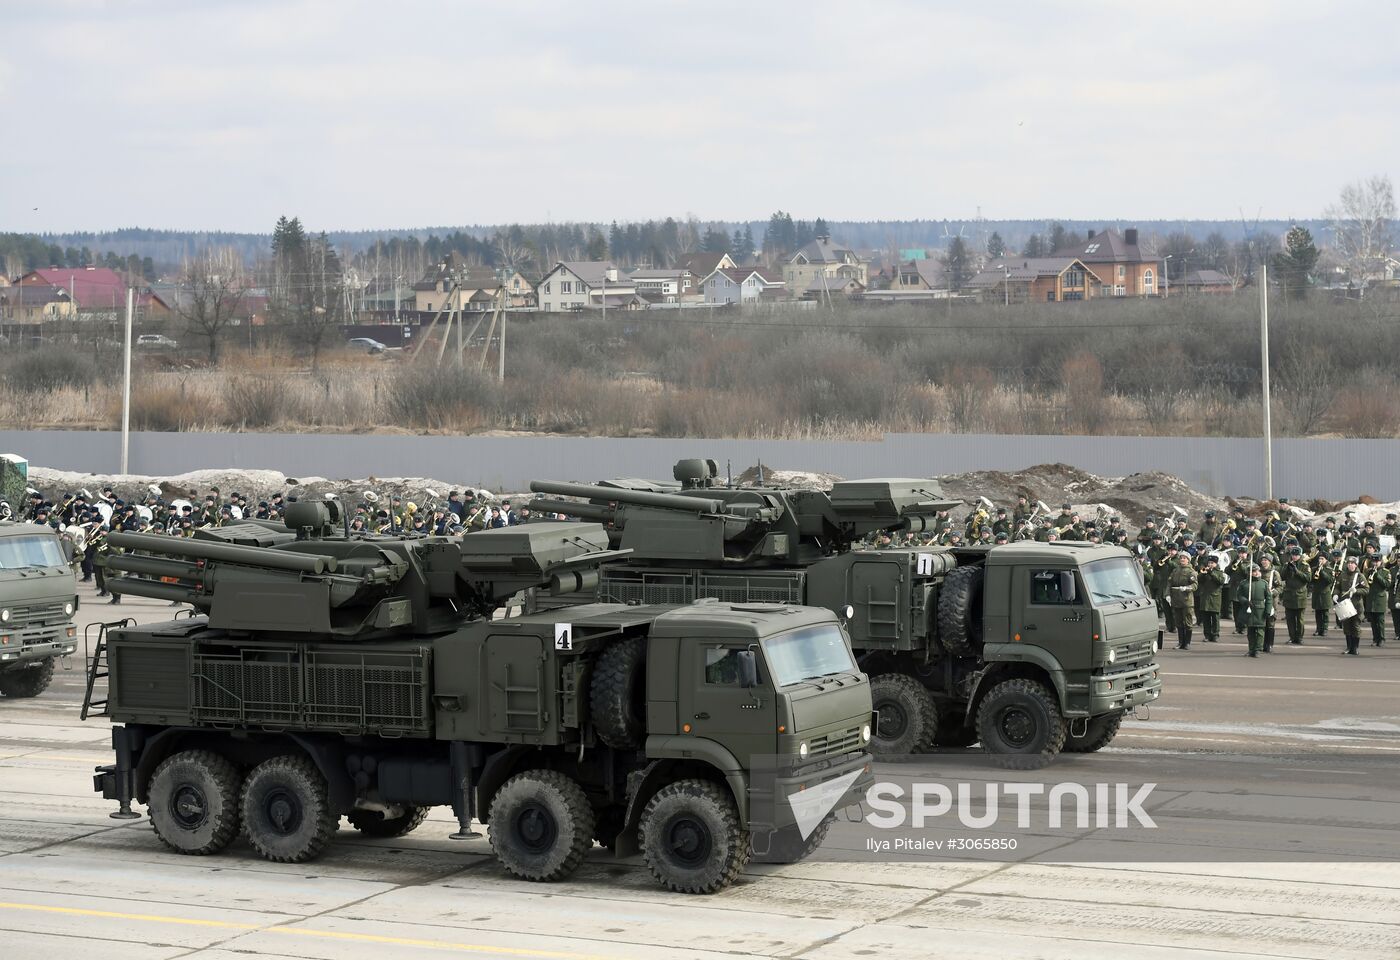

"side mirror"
[61,540,76,562]
[1059,571,1078,604]
[736,649,759,688]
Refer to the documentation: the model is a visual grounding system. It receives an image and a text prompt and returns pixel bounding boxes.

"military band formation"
[6,480,1396,659]
[865,497,1400,659]
[2,483,525,604]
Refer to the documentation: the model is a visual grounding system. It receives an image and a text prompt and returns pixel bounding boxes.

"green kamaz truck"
[530,459,1162,767]
[83,502,873,893]
[0,520,79,698]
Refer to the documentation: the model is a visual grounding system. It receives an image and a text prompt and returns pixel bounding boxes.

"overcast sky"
[2,0,1394,233]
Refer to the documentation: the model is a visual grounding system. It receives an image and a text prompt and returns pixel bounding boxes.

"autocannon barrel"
[528,498,616,522]
[107,531,336,574]
[529,480,724,515]
[104,555,204,581]
[109,577,199,605]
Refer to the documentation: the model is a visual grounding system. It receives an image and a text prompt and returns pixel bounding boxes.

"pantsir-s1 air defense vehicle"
[531,459,1162,767]
[0,520,78,698]
[83,501,872,893]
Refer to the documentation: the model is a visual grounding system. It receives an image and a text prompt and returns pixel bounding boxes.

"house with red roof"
[16,266,171,317]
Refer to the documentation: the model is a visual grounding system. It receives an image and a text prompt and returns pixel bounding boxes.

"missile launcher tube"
[528,480,724,515]
[107,531,336,574]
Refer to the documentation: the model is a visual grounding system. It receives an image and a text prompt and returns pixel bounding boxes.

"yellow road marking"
[0,901,255,930]
[0,900,626,959]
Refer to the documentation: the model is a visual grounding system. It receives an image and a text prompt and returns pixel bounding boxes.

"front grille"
[10,602,67,628]
[809,726,863,756]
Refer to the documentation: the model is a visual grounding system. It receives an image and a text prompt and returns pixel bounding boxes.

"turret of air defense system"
[83,500,874,893]
[531,459,1162,768]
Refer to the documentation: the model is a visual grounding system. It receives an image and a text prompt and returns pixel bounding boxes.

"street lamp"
[1002,264,1010,306]
[1163,255,1171,299]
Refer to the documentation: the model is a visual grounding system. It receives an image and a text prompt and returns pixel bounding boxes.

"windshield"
[0,534,67,570]
[762,623,857,686]
[1082,557,1148,604]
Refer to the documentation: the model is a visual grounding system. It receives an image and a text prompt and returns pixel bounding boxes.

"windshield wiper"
[1091,591,1114,602]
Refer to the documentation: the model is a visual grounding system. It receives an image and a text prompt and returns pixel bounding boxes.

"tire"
[488,769,594,882]
[752,816,831,864]
[640,779,748,894]
[240,756,336,863]
[937,565,985,656]
[0,658,55,698]
[346,805,429,838]
[976,678,1065,770]
[869,673,938,755]
[933,721,980,749]
[1063,711,1124,753]
[591,636,646,749]
[147,750,242,856]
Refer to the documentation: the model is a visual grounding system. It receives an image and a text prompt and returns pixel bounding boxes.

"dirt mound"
[735,465,843,490]
[934,463,1225,526]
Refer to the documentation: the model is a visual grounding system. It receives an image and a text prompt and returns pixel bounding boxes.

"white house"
[701,267,785,304]
[536,261,638,312]
[627,268,697,303]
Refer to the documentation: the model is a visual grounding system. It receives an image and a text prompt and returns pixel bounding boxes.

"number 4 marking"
[554,623,573,651]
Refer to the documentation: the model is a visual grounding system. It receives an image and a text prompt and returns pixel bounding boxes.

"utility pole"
[1259,262,1273,500]
[120,288,133,474]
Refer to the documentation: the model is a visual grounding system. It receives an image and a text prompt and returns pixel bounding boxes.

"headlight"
[63,602,74,617]
[861,724,872,743]
[0,608,9,622]
[1107,648,1117,664]
[798,741,809,758]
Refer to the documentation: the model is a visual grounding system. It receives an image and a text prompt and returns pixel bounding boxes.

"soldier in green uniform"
[1197,510,1221,547]
[1257,555,1281,652]
[1196,553,1227,643]
[1244,565,1272,657]
[1011,495,1032,529]
[1364,552,1391,646]
[1168,552,1198,648]
[1382,513,1400,538]
[1149,537,1174,632]
[1137,519,1159,549]
[1336,556,1367,655]
[992,508,1012,538]
[1033,517,1053,542]
[1310,552,1336,637]
[1280,547,1311,644]
[1296,522,1316,555]
[1229,552,1253,634]
[1386,549,1400,641]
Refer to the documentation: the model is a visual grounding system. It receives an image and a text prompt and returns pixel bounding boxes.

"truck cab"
[965,543,1161,762]
[0,521,79,698]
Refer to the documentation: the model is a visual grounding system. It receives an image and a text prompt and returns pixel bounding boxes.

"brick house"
[1049,227,1162,297]
[966,257,1101,303]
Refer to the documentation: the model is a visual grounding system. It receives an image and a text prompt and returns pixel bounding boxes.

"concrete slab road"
[0,580,1396,959]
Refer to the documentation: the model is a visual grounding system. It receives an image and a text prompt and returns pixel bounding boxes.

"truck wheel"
[976,678,1065,769]
[753,816,831,864]
[641,779,748,894]
[147,750,242,856]
[240,756,336,863]
[870,674,938,754]
[489,769,594,882]
[346,805,429,838]
[937,565,985,656]
[1063,712,1124,753]
[0,658,55,698]
[591,636,646,749]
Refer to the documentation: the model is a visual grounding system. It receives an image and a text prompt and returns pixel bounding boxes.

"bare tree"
[1275,343,1339,435]
[271,233,345,370]
[1326,175,1395,293]
[175,250,244,364]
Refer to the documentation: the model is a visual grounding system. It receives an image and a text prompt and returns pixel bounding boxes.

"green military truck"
[531,459,1162,767]
[82,503,872,893]
[0,520,80,698]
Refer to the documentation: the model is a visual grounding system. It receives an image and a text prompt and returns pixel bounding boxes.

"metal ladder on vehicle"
[81,619,131,720]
